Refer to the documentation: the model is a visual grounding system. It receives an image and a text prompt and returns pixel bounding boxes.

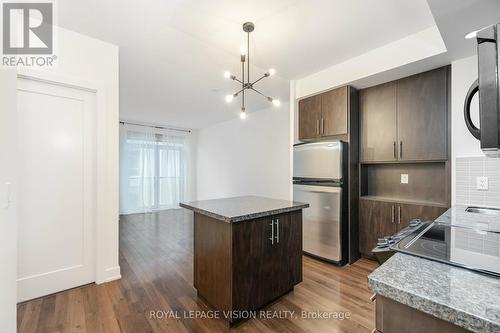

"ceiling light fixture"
[223,22,280,119]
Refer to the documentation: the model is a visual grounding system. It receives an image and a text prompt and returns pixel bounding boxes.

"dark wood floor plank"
[18,208,378,333]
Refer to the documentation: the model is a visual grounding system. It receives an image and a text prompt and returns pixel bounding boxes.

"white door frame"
[17,69,117,285]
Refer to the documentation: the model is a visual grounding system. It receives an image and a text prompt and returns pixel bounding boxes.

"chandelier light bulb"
[224,71,231,79]
[269,68,276,76]
[240,111,247,119]
[225,94,234,103]
[272,98,281,107]
[239,45,247,55]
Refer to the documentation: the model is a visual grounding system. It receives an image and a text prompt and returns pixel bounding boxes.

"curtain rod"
[119,121,191,133]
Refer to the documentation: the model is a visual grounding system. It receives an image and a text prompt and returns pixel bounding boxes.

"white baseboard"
[96,265,121,284]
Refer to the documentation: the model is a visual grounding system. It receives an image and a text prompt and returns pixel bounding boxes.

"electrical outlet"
[477,177,489,190]
[401,174,409,184]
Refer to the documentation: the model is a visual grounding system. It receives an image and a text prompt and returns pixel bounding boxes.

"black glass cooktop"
[393,222,500,277]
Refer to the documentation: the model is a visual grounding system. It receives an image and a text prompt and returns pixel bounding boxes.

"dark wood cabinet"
[360,82,397,162]
[232,211,302,312]
[298,86,349,140]
[298,95,321,140]
[360,66,449,162]
[321,86,348,136]
[359,198,447,257]
[398,203,447,230]
[194,210,303,323]
[359,199,395,257]
[375,295,469,333]
[397,67,448,161]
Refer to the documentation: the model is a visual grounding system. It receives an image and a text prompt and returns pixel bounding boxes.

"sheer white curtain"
[119,123,189,214]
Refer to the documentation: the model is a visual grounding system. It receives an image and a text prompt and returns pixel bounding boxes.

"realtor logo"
[2,2,53,54]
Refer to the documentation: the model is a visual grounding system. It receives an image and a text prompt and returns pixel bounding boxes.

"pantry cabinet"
[360,67,449,162]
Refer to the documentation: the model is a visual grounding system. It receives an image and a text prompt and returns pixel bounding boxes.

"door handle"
[393,141,397,159]
[321,118,325,135]
[316,119,320,135]
[397,206,401,224]
[391,205,395,224]
[4,182,12,210]
[275,218,280,243]
[399,141,403,159]
[269,219,275,244]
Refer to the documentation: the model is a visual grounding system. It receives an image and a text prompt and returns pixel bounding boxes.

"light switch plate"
[401,174,409,184]
[477,176,489,190]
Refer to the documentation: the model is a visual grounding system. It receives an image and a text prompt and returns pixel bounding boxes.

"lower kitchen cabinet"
[359,197,447,257]
[231,211,302,312]
[359,199,395,256]
[375,295,469,333]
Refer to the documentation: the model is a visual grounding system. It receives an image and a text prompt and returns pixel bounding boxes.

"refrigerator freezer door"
[293,184,342,262]
[293,141,342,180]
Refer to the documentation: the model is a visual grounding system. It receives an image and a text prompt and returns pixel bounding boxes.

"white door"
[0,71,18,332]
[17,77,97,302]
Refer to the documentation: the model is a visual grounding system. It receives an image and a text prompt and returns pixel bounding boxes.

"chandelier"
[223,22,280,119]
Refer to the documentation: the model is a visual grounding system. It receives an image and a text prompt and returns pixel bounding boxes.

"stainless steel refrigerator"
[293,141,348,264]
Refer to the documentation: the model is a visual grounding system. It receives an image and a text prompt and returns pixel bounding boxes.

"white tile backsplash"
[455,157,500,208]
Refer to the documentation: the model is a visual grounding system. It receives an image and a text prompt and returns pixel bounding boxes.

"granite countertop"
[435,205,500,233]
[368,253,500,333]
[179,195,309,223]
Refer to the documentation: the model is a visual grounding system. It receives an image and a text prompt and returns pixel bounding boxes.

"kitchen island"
[180,196,309,325]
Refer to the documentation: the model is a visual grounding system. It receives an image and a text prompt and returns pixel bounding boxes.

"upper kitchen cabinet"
[298,86,350,140]
[360,82,397,162]
[321,86,348,136]
[298,94,322,140]
[360,66,449,162]
[397,67,448,161]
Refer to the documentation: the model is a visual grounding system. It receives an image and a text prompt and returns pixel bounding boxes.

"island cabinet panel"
[193,213,232,312]
[192,209,303,324]
[232,211,302,312]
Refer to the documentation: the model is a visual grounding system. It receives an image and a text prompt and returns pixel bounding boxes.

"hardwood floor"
[17,209,378,333]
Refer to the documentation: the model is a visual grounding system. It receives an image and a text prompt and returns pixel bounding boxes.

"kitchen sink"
[466,206,500,216]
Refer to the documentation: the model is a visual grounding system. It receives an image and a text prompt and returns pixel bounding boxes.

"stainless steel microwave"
[464,23,500,157]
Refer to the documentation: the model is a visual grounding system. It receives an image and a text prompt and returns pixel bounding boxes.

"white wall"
[19,26,121,283]
[0,70,17,333]
[196,104,291,201]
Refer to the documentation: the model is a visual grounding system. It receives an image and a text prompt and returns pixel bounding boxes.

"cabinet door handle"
[316,119,320,135]
[400,141,403,159]
[370,293,376,302]
[393,141,397,159]
[397,206,401,224]
[321,118,325,135]
[275,218,280,243]
[269,219,275,244]
[391,205,395,224]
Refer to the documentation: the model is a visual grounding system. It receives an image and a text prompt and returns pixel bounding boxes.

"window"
[119,124,188,214]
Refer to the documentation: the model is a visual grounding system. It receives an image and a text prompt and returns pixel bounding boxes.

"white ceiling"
[57,0,437,129]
